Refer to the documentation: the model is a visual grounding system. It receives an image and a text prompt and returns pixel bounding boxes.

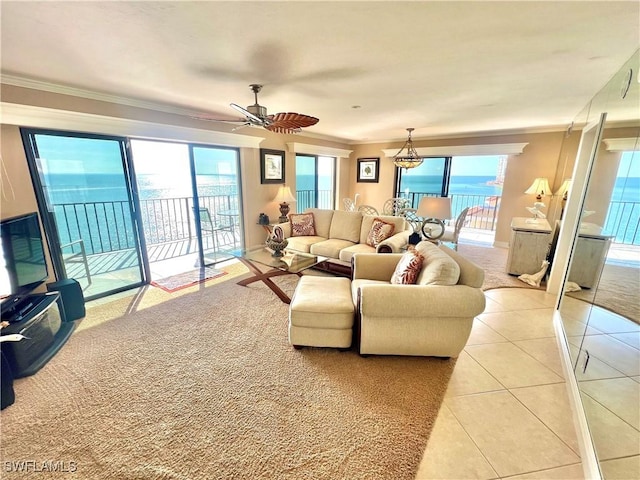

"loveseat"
[351,241,486,357]
[275,208,411,276]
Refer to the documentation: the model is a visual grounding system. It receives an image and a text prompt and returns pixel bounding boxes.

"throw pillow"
[390,248,424,285]
[366,217,395,247]
[290,213,316,237]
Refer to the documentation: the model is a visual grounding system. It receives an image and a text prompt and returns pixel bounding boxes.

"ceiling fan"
[229,84,319,134]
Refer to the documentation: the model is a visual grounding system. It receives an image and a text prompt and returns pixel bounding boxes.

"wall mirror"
[556,50,639,478]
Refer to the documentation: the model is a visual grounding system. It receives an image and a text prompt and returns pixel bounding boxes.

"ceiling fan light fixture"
[393,128,424,170]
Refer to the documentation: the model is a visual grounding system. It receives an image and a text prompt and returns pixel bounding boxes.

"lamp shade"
[272,186,297,203]
[525,178,552,197]
[416,196,452,220]
[555,179,572,197]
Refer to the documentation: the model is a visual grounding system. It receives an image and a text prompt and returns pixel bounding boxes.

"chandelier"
[392,128,423,169]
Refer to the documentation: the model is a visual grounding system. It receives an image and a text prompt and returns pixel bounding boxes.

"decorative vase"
[266,238,288,257]
[258,213,270,225]
[408,231,422,245]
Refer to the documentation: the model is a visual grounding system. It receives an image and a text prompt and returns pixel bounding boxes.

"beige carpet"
[1,272,455,479]
[457,243,639,324]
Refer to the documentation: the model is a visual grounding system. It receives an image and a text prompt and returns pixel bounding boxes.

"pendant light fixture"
[393,128,424,169]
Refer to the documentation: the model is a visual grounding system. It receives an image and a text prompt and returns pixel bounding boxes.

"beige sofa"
[275,208,410,276]
[351,241,486,358]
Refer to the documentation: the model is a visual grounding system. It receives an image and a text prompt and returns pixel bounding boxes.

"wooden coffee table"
[232,247,328,304]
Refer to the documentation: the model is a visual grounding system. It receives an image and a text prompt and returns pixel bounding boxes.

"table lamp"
[416,196,452,240]
[273,186,297,223]
[525,177,551,222]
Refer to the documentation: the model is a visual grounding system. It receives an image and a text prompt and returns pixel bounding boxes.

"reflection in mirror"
[557,50,639,478]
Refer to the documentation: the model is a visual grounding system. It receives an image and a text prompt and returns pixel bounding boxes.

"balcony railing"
[403,192,501,231]
[52,193,640,263]
[53,194,239,256]
[603,200,640,245]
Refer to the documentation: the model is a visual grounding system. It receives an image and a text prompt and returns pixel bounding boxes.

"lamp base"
[279,202,290,223]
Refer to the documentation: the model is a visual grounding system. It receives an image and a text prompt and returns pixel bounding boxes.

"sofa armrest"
[352,253,402,281]
[376,230,410,253]
[358,284,486,318]
[272,221,292,238]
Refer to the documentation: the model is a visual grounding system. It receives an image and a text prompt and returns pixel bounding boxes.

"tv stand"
[0,292,75,378]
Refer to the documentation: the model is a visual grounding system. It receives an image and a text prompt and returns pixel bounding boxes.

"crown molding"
[381,142,529,158]
[1,74,202,117]
[285,142,353,158]
[603,137,640,151]
[0,102,265,148]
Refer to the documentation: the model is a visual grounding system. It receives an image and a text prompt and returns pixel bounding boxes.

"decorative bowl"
[266,238,288,257]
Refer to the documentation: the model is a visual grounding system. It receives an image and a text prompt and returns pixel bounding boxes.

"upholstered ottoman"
[289,276,354,349]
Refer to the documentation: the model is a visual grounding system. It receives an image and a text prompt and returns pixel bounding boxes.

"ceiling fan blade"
[265,112,319,134]
[230,103,265,125]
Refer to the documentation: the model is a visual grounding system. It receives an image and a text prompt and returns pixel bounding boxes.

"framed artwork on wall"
[357,157,380,183]
[260,149,285,184]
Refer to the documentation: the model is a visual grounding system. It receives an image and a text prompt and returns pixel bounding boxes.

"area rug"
[150,266,226,292]
[1,274,455,479]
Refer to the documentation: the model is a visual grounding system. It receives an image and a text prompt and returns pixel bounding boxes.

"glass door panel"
[191,146,241,266]
[22,130,144,300]
[129,140,198,279]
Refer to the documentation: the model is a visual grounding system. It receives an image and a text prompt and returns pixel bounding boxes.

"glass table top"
[231,246,328,274]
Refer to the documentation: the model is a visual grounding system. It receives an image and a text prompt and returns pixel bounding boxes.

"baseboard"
[493,241,509,249]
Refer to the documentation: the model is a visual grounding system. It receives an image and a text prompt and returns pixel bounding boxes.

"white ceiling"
[1,1,638,143]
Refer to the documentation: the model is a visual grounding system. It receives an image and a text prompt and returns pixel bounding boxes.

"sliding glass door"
[130,140,241,274]
[191,145,241,266]
[21,129,145,300]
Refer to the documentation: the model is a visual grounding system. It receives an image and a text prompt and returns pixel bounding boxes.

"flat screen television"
[0,212,49,301]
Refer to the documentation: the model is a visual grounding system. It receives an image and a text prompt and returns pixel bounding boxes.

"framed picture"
[260,149,285,184]
[357,157,380,183]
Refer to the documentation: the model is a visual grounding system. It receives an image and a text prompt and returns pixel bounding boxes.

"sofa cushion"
[366,217,396,247]
[286,236,326,253]
[310,238,357,259]
[338,243,376,263]
[390,249,424,285]
[414,241,460,285]
[305,208,334,239]
[329,210,363,243]
[290,212,316,236]
[360,215,407,244]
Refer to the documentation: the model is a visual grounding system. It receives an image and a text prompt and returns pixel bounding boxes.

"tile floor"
[416,288,640,480]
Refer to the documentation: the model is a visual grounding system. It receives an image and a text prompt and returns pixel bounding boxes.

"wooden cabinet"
[569,235,612,289]
[506,217,613,288]
[506,218,551,275]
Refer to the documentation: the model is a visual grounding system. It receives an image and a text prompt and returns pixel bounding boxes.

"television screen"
[0,212,49,297]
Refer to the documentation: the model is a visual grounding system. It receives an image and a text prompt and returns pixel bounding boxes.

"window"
[295,155,335,211]
[396,155,505,232]
[604,150,639,245]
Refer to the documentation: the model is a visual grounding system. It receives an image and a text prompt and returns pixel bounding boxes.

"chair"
[60,239,92,285]
[382,198,411,216]
[357,205,379,215]
[195,207,235,251]
[352,242,486,357]
[439,207,469,251]
[343,198,356,212]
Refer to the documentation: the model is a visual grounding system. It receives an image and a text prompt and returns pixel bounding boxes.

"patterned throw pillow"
[366,217,395,247]
[290,213,316,237]
[390,249,424,285]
